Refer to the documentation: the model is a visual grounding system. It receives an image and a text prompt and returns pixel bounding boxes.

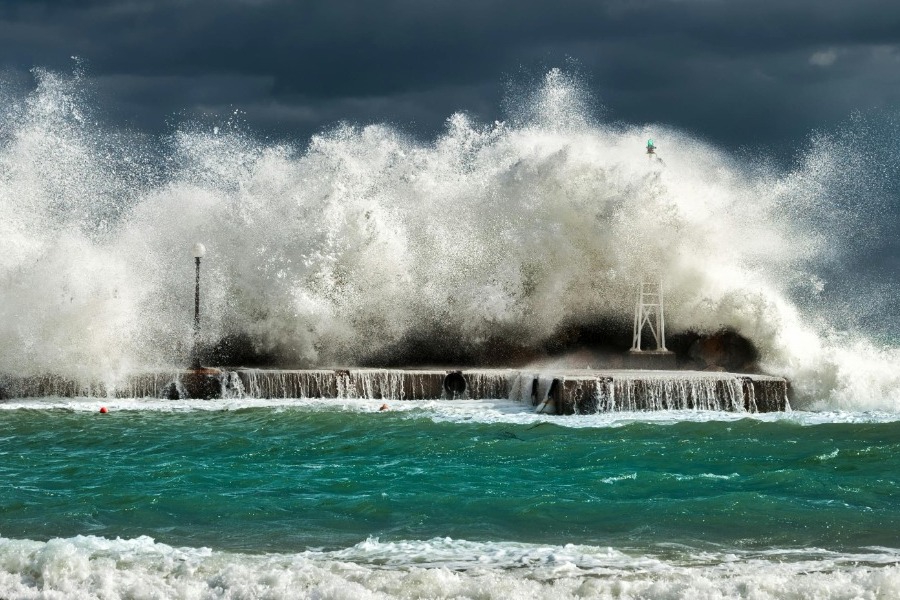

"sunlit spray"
[0,68,896,410]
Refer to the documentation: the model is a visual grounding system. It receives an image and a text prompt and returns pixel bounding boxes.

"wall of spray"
[0,68,897,409]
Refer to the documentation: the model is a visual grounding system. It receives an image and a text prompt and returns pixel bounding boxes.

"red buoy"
[99,406,108,414]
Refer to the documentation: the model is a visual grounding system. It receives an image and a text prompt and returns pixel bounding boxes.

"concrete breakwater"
[0,368,789,413]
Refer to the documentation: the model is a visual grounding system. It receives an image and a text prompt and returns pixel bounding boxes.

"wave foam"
[0,535,898,600]
[3,396,900,427]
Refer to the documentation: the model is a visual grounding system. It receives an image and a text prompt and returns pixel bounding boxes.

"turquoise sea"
[1,398,899,599]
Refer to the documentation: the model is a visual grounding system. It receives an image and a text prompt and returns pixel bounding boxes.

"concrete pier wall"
[0,368,789,412]
[237,368,450,400]
[552,371,788,413]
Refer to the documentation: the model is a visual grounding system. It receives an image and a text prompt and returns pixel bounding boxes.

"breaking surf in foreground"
[1,400,897,599]
[2,534,898,600]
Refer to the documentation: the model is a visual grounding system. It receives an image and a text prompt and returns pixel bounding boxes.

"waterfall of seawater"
[0,68,897,410]
[0,368,786,414]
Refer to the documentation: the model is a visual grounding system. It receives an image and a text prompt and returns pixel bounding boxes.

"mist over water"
[1,68,898,410]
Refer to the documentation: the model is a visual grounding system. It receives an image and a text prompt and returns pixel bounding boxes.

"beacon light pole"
[192,242,206,369]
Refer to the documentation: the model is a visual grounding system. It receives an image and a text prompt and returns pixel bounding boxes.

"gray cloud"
[0,0,899,149]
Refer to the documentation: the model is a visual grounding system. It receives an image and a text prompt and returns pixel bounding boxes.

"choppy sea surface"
[1,398,899,599]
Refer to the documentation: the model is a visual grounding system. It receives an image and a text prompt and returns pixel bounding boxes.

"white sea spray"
[0,68,897,410]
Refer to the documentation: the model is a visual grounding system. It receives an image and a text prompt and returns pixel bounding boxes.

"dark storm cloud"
[1,0,899,148]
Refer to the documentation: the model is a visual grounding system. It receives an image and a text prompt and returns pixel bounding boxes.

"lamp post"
[192,242,206,368]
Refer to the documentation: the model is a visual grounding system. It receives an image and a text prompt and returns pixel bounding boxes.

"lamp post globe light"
[192,242,206,368]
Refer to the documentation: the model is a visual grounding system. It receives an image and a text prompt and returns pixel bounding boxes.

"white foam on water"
[672,473,741,481]
[3,396,900,428]
[601,473,638,484]
[0,534,898,600]
[0,396,400,413]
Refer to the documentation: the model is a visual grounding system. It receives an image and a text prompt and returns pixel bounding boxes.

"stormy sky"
[2,0,899,153]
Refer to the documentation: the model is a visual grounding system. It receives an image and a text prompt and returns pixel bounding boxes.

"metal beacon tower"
[631,278,667,353]
[627,139,676,368]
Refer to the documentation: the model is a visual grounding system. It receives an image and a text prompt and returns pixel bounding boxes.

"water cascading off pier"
[0,368,788,413]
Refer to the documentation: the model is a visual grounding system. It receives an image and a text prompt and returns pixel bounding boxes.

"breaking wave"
[1,67,898,410]
[0,534,897,600]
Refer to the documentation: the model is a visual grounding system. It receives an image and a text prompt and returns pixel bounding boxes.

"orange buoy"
[99,406,108,414]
